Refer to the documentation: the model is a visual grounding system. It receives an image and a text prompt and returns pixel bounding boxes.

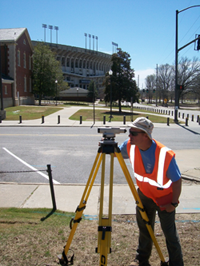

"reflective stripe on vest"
[130,144,172,189]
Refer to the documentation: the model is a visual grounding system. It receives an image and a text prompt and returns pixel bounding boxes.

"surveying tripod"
[58,127,168,266]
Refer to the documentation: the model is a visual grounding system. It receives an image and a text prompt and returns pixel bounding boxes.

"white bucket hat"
[128,117,154,140]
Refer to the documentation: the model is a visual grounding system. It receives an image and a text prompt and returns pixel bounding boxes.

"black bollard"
[185,117,188,126]
[103,116,106,125]
[80,116,82,124]
[19,115,22,123]
[123,115,126,125]
[167,117,170,126]
[42,115,44,124]
[47,164,57,211]
[58,115,60,124]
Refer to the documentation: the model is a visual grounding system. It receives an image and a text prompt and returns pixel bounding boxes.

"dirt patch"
[0,212,200,266]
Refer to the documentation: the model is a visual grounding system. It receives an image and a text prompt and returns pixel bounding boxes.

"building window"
[24,76,27,92]
[29,78,32,92]
[23,39,26,45]
[75,59,78,68]
[5,85,7,95]
[67,58,70,67]
[17,50,20,66]
[61,57,65,66]
[23,53,26,68]
[29,56,32,70]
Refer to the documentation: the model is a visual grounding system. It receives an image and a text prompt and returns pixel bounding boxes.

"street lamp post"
[55,80,58,106]
[174,5,200,123]
[109,69,113,122]
[93,82,95,125]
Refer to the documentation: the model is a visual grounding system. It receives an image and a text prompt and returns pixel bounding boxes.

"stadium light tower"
[84,33,87,49]
[42,24,47,42]
[49,25,53,43]
[54,26,59,44]
[96,36,98,51]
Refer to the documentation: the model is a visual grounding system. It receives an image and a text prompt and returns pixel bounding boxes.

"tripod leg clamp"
[75,205,86,212]
[98,226,112,240]
[70,217,82,229]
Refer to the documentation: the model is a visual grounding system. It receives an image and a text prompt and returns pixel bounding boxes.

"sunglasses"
[129,130,144,136]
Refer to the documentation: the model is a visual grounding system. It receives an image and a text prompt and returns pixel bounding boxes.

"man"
[119,117,184,266]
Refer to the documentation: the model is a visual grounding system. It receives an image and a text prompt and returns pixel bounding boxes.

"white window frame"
[5,85,8,95]
[17,50,20,66]
[24,76,27,92]
[23,52,26,68]
[29,78,32,92]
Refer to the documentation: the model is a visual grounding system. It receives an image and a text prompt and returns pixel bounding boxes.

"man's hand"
[160,203,176,212]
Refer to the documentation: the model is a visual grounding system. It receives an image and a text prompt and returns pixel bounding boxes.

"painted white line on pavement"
[3,147,60,184]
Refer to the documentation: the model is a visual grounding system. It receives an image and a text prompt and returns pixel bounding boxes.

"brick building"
[0,28,34,109]
[0,28,112,110]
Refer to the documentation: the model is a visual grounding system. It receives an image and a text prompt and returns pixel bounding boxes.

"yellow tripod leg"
[115,151,166,264]
[60,152,103,264]
[97,153,114,266]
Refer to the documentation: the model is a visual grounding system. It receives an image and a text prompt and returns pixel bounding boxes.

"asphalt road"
[0,126,200,184]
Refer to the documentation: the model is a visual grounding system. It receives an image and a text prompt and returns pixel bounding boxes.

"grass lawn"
[4,105,174,123]
[0,208,199,266]
[69,109,174,123]
[5,106,63,120]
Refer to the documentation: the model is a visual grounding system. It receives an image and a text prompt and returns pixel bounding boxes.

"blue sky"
[1,0,200,88]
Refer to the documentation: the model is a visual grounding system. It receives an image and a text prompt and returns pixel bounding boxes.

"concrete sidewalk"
[0,182,200,215]
[0,106,200,215]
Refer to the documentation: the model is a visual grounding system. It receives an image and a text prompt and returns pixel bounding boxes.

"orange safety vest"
[127,139,175,205]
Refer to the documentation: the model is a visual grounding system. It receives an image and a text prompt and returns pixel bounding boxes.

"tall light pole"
[55,80,58,106]
[93,82,95,125]
[174,5,200,123]
[109,69,113,122]
[42,24,47,42]
[49,25,53,43]
[54,26,59,44]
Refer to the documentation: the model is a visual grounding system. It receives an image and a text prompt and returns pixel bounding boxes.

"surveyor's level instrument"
[58,128,168,266]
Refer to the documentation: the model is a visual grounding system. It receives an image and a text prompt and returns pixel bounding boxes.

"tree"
[32,42,68,105]
[87,80,98,102]
[176,57,200,104]
[104,48,138,113]
[145,74,156,103]
[190,72,200,104]
[157,64,173,104]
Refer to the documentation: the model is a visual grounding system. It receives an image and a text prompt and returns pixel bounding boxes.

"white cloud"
[135,68,155,89]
